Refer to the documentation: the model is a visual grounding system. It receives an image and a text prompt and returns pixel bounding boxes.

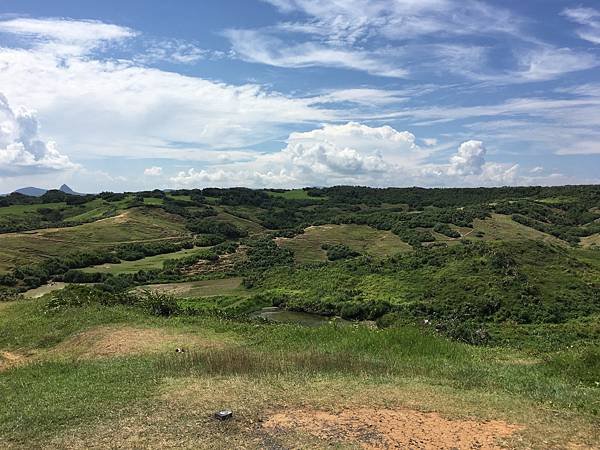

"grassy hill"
[0,207,189,272]
[0,185,599,448]
[278,224,412,263]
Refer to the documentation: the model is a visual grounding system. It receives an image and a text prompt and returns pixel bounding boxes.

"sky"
[0,0,599,193]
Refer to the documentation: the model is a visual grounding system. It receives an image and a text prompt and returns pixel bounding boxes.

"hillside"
[0,185,599,448]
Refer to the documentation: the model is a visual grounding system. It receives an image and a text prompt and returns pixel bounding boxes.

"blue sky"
[0,0,599,192]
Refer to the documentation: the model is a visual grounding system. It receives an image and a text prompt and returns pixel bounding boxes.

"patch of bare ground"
[264,407,522,449]
[49,325,223,359]
[0,351,26,372]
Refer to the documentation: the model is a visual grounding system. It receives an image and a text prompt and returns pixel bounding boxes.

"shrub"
[324,244,359,261]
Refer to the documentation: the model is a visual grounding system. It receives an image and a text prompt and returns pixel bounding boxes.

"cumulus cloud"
[448,140,486,176]
[144,166,163,176]
[171,122,521,188]
[0,94,78,176]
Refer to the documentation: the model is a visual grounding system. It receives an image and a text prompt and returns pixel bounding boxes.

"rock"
[215,410,233,421]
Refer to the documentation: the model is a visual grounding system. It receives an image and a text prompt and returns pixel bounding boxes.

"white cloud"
[447,140,486,176]
[0,17,336,162]
[555,142,600,156]
[0,94,78,175]
[134,39,222,65]
[144,166,163,176]
[309,88,409,106]
[562,7,600,45]
[423,138,438,146]
[171,122,521,188]
[262,0,518,42]
[0,17,136,55]
[238,2,598,83]
[514,47,598,82]
[225,29,407,77]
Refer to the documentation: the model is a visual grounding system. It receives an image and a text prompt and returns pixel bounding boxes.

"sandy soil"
[264,407,523,449]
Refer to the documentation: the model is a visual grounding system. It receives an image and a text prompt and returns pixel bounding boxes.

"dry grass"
[32,375,599,450]
[137,277,246,299]
[581,233,600,248]
[0,351,26,372]
[47,325,225,360]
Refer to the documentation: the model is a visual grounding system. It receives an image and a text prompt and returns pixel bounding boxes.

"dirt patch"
[50,325,222,359]
[0,351,26,372]
[263,407,523,449]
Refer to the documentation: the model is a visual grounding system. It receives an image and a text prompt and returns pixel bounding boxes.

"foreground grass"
[1,298,599,448]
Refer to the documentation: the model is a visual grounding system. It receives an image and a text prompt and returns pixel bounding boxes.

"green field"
[278,224,412,262]
[0,202,66,216]
[82,247,212,274]
[143,197,165,206]
[265,189,324,200]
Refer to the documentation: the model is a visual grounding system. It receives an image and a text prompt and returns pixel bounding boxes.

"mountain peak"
[59,184,75,194]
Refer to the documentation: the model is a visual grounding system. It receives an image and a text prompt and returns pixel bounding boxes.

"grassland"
[265,189,324,200]
[0,207,189,271]
[214,210,265,234]
[581,233,600,248]
[278,224,412,263]
[143,197,165,206]
[136,277,246,298]
[1,185,599,448]
[0,296,598,449]
[0,202,66,216]
[82,247,210,274]
[467,214,567,245]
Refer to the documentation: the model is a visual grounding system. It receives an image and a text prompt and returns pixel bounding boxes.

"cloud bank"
[172,122,520,188]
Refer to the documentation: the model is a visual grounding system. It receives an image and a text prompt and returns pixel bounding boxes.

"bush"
[433,223,461,238]
[138,290,181,317]
[323,244,359,261]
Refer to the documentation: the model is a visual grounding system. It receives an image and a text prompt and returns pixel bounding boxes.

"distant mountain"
[10,184,83,197]
[13,186,47,197]
[59,184,79,195]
